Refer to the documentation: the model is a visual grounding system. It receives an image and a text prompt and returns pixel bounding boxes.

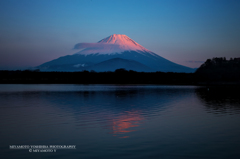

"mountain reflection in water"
[41,87,190,138]
[111,111,144,138]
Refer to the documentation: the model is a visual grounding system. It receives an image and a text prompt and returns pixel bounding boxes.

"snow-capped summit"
[98,34,150,52]
[74,34,150,55]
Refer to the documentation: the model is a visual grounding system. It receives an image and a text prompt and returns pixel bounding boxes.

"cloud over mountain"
[73,43,119,50]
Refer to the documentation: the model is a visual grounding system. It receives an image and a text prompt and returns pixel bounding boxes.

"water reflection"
[2,85,240,159]
[195,87,240,115]
[45,88,193,138]
[0,85,196,139]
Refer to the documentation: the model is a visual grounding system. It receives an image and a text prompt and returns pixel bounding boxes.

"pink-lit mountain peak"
[98,34,136,45]
[76,34,150,55]
[98,34,148,50]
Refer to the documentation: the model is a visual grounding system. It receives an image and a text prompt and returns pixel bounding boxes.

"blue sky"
[0,0,240,69]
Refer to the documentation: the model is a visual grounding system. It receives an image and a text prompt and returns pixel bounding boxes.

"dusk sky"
[0,0,240,69]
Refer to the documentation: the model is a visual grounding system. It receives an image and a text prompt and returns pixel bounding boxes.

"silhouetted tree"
[115,68,128,73]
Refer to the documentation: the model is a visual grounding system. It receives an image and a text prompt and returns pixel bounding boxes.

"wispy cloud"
[186,60,205,63]
[73,43,119,49]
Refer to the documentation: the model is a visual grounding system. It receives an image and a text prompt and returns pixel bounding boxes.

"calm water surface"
[0,84,240,159]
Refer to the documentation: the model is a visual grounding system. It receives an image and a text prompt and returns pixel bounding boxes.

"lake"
[0,84,240,159]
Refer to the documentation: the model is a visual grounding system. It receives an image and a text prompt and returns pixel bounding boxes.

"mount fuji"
[38,34,195,73]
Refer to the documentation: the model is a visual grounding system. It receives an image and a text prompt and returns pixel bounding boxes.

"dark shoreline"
[1,70,240,86]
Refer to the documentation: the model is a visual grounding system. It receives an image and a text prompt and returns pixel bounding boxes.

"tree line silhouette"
[0,57,239,85]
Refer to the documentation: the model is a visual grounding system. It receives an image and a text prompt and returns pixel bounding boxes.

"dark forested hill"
[195,57,240,82]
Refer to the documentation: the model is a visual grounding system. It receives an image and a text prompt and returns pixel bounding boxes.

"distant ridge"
[86,58,153,72]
